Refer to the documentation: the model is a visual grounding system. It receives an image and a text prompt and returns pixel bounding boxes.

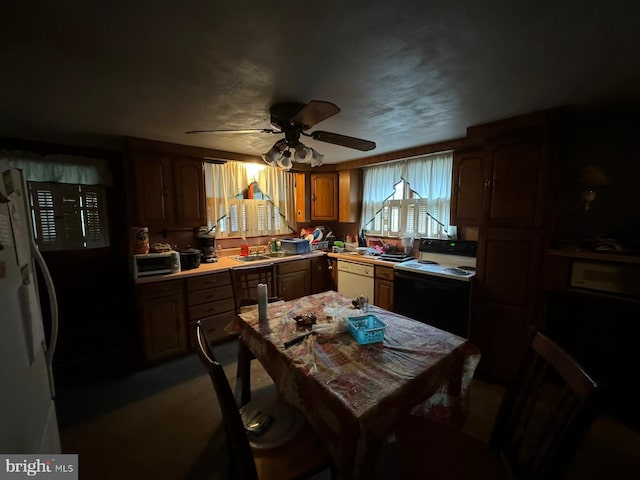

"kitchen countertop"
[135,250,327,284]
[327,251,415,267]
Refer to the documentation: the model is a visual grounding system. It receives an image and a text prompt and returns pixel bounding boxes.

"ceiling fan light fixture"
[261,146,280,166]
[293,144,313,163]
[310,148,324,167]
[277,149,293,170]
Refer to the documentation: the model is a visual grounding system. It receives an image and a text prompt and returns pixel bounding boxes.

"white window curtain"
[205,161,295,238]
[362,151,454,238]
[0,150,113,186]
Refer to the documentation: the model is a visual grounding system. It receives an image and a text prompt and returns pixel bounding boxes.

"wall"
[553,108,640,249]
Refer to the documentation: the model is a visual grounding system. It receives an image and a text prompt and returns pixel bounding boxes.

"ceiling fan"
[185,100,376,168]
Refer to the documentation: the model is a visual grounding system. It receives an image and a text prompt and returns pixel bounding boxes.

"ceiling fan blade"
[185,128,277,135]
[292,101,340,129]
[310,131,376,151]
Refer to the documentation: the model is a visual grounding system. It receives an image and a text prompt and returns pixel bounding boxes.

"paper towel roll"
[257,283,268,321]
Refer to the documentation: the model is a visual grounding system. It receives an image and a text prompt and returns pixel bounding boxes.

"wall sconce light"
[579,165,610,211]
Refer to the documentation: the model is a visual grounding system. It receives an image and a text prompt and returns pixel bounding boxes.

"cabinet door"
[311,256,334,293]
[451,149,484,226]
[338,170,361,223]
[140,294,186,362]
[133,152,173,227]
[484,135,548,228]
[294,172,308,222]
[471,228,543,380]
[173,157,206,227]
[311,173,338,221]
[374,279,394,311]
[277,259,311,300]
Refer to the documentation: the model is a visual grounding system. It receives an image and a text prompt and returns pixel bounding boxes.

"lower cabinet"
[185,271,237,350]
[311,256,335,293]
[276,258,311,301]
[374,266,394,311]
[137,280,187,364]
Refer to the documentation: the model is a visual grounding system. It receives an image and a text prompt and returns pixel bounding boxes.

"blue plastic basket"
[348,315,387,345]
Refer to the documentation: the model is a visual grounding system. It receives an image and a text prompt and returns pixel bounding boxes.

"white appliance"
[337,260,375,302]
[0,168,60,453]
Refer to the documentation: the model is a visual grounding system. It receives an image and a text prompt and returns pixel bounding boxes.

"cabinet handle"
[484,178,494,190]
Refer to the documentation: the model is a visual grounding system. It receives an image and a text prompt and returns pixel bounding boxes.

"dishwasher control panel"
[337,260,374,277]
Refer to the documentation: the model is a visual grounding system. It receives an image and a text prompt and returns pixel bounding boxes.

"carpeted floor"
[57,341,640,479]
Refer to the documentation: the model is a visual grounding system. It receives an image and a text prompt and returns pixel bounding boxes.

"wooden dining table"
[231,290,481,480]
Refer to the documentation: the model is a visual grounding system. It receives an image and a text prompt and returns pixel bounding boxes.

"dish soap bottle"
[240,237,249,256]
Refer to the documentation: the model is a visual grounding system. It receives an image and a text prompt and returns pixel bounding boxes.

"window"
[361,152,454,238]
[205,162,295,239]
[29,182,109,250]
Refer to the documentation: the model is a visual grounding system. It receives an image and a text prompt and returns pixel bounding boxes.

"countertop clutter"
[134,250,328,284]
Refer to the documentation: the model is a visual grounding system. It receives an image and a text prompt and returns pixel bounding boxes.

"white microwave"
[132,251,181,278]
[570,260,640,298]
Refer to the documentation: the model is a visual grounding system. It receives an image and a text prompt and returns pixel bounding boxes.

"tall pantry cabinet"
[453,112,559,381]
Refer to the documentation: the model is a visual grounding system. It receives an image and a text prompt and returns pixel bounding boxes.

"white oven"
[570,260,640,298]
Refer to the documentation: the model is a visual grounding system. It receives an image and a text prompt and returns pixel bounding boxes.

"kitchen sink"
[233,254,271,262]
[261,251,296,258]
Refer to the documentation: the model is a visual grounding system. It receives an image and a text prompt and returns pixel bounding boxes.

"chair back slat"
[230,263,276,314]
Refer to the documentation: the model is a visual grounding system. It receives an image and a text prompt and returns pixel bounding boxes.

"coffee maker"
[197,227,217,263]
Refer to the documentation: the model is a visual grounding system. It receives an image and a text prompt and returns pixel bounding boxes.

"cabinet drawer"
[188,311,237,349]
[375,266,394,281]
[187,272,231,291]
[189,298,234,320]
[137,280,183,299]
[188,284,233,306]
[277,258,309,275]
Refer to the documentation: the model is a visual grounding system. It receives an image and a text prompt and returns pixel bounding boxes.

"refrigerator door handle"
[30,237,58,398]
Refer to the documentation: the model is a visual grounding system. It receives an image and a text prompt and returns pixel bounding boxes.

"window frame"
[28,181,110,251]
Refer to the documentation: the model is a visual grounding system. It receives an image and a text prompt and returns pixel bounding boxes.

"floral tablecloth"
[232,290,481,479]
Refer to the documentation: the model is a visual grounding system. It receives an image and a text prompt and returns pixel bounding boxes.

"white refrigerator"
[0,168,60,453]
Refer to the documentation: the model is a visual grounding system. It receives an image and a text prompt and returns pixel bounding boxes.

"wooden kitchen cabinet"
[137,280,187,364]
[461,112,559,381]
[311,255,335,293]
[374,266,394,311]
[472,228,544,381]
[482,134,549,228]
[310,173,338,221]
[451,148,484,227]
[276,258,311,300]
[451,134,549,229]
[130,150,206,229]
[338,169,362,223]
[185,272,236,350]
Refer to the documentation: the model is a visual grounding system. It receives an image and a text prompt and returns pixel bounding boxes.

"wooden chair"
[395,331,602,480]
[229,263,279,314]
[230,263,281,406]
[194,321,335,480]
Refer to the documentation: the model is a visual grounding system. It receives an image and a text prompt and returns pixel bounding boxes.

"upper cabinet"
[451,148,484,227]
[297,170,361,223]
[483,134,549,229]
[451,133,549,229]
[310,173,338,221]
[128,141,206,230]
[338,169,362,223]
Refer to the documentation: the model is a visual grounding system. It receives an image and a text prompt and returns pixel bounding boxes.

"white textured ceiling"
[1,1,639,163]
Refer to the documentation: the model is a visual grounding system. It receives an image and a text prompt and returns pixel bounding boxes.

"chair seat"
[241,394,306,450]
[395,415,506,480]
[254,422,334,480]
